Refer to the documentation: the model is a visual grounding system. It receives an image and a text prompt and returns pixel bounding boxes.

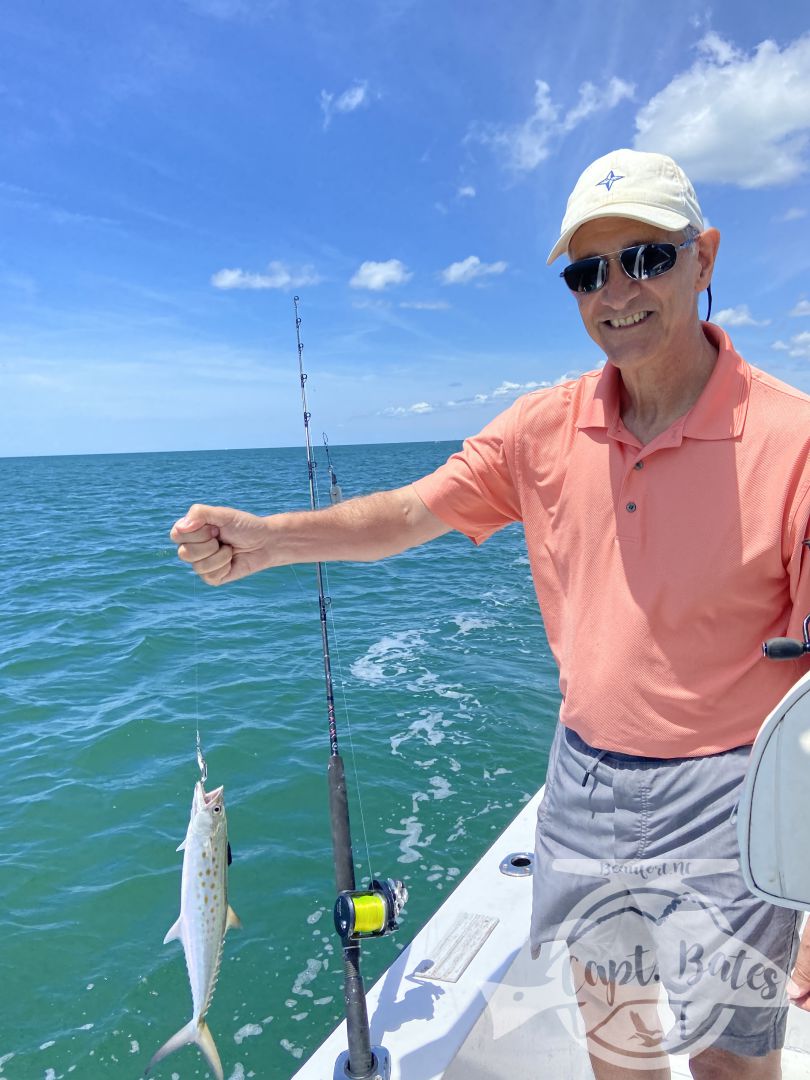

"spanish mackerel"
[145,781,240,1080]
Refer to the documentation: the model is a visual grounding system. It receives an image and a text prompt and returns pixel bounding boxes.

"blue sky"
[2,0,809,456]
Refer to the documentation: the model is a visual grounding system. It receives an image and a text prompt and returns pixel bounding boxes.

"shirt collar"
[576,323,751,441]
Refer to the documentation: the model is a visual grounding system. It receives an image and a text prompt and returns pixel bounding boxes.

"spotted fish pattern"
[145,781,241,1080]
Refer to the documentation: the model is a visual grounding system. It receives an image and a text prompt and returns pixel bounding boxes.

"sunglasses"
[560,236,698,294]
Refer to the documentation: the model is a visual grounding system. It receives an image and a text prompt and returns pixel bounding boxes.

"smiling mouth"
[606,311,652,329]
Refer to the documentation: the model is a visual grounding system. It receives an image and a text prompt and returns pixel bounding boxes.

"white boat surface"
[293,786,810,1080]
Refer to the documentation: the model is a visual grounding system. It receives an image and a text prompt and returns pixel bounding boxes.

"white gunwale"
[292,785,810,1080]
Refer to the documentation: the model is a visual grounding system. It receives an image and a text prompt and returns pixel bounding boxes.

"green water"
[1,443,559,1079]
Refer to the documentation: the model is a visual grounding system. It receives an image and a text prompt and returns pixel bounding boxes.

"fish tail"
[144,1017,223,1080]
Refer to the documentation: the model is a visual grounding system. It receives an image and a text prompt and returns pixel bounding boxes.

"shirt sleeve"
[411,399,523,545]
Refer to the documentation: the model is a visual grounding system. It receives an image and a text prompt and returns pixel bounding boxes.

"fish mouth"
[203,785,224,806]
[194,781,225,812]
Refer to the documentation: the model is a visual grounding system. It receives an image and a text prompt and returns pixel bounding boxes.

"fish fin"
[144,1018,223,1080]
[144,1019,197,1076]
[196,1019,224,1080]
[227,841,232,866]
[226,905,242,931]
[176,838,186,851]
[162,915,183,945]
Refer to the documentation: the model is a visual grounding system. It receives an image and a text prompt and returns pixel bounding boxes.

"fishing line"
[193,571,207,783]
[320,559,375,879]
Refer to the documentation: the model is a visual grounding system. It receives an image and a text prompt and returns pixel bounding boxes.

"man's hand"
[787,918,810,1010]
[170,505,273,586]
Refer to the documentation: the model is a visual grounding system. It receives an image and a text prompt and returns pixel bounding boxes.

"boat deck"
[293,788,810,1079]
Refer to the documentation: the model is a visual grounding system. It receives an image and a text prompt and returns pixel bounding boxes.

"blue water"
[0,443,560,1079]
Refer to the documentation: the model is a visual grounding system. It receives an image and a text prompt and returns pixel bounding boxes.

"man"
[171,149,810,1078]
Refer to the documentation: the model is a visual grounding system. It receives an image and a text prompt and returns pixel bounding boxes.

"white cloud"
[775,208,807,223]
[712,304,771,328]
[399,300,450,310]
[382,375,585,417]
[772,333,810,358]
[440,256,508,286]
[790,300,810,317]
[469,76,634,173]
[385,401,435,416]
[349,259,412,291]
[634,33,810,187]
[457,185,476,198]
[211,261,321,290]
[320,81,370,129]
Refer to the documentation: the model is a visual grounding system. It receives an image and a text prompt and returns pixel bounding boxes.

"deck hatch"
[411,912,499,983]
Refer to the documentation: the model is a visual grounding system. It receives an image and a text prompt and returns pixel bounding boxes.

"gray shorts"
[531,723,801,1059]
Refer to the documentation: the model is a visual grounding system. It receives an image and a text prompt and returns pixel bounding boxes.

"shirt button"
[626,502,637,513]
[634,461,644,470]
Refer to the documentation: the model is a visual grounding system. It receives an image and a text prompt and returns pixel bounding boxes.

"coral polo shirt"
[412,325,810,757]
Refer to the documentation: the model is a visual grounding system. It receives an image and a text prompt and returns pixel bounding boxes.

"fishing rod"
[293,296,406,1080]
[323,432,343,505]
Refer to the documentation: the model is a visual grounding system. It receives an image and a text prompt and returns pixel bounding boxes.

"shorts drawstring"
[581,748,609,787]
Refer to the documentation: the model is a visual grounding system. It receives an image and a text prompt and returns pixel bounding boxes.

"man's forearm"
[263,485,451,567]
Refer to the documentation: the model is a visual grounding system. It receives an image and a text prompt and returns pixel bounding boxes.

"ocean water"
[0,442,560,1080]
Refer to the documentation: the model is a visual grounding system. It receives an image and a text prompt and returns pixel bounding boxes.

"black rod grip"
[327,755,356,893]
[342,942,374,1078]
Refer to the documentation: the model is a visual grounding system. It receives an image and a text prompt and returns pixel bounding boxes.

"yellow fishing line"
[352,893,386,935]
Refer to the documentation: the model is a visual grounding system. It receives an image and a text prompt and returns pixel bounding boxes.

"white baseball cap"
[547,148,704,264]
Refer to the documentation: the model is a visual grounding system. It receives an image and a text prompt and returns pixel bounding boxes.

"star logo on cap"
[596,169,624,192]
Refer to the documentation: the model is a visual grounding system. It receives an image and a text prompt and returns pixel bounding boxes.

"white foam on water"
[291,957,322,997]
[45,1070,56,1080]
[306,908,324,925]
[280,1038,304,1059]
[429,775,453,800]
[0,1053,15,1074]
[78,1023,93,1031]
[387,815,436,863]
[39,1041,56,1051]
[227,1064,247,1079]
[233,1024,262,1045]
[130,1039,139,1054]
[350,630,428,684]
[452,613,495,634]
[448,814,467,842]
[408,671,468,700]
[390,709,449,754]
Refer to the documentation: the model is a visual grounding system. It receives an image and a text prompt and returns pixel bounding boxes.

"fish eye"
[213,805,222,814]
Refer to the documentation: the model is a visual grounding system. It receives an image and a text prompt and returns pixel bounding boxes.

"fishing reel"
[762,613,810,661]
[334,878,408,942]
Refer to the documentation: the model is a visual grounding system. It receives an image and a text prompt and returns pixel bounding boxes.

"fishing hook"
[196,730,208,785]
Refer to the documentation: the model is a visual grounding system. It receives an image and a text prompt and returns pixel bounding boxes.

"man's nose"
[600,256,641,308]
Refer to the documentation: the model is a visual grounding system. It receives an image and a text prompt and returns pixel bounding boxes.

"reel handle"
[762,612,810,661]
[762,637,808,661]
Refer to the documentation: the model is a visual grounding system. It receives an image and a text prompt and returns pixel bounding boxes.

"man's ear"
[696,228,720,292]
